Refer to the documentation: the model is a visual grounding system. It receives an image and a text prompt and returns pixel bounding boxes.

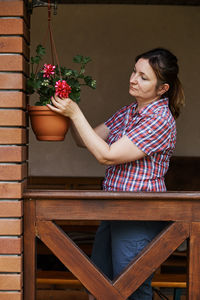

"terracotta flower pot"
[28,105,70,141]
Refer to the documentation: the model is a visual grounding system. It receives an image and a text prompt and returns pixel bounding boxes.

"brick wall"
[0,1,29,299]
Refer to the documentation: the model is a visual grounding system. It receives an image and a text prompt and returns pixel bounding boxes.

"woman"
[48,48,185,299]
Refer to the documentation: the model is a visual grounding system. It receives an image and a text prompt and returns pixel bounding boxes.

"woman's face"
[129,58,161,103]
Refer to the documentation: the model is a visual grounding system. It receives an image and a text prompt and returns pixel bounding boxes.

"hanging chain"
[34,0,61,78]
[48,0,62,80]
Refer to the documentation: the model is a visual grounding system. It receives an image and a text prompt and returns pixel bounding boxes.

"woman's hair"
[135,48,185,119]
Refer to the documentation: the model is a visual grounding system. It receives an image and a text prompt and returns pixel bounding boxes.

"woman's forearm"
[71,109,111,164]
[47,96,113,164]
[70,121,86,148]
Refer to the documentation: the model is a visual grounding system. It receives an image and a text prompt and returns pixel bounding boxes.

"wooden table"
[23,190,200,300]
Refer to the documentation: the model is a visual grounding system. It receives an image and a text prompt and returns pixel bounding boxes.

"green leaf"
[83,56,92,64]
[67,78,80,89]
[35,101,44,106]
[36,97,51,106]
[73,55,83,63]
[26,82,34,94]
[70,91,80,103]
[79,66,85,76]
[72,70,79,78]
[31,56,41,64]
[90,80,96,89]
[36,44,46,57]
[33,80,42,90]
[83,76,96,89]
[84,76,92,84]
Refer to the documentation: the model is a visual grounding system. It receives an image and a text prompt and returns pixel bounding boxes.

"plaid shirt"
[102,98,176,192]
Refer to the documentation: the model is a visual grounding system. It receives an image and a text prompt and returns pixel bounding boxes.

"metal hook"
[53,0,58,15]
[28,0,58,14]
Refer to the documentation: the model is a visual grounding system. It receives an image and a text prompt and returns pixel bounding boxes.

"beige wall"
[29,5,200,176]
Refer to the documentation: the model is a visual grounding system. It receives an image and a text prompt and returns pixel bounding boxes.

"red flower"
[55,80,71,99]
[43,64,56,78]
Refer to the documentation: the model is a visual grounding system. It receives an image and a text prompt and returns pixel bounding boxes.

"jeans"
[91,220,168,300]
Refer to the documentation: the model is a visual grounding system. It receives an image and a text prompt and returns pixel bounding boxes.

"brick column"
[0,1,29,299]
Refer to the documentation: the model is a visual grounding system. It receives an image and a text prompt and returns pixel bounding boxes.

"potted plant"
[27,45,96,141]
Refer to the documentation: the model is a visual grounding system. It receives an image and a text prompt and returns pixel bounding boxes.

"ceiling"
[31,0,200,6]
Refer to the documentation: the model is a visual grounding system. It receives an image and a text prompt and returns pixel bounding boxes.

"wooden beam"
[35,197,200,222]
[24,200,36,300]
[31,0,200,6]
[113,222,189,298]
[37,220,124,300]
[188,222,200,299]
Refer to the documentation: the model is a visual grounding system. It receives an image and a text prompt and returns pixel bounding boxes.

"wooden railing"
[23,190,200,300]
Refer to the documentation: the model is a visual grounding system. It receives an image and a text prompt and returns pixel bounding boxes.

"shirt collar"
[131,97,169,117]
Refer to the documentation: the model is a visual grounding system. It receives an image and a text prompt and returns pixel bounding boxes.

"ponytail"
[167,77,185,119]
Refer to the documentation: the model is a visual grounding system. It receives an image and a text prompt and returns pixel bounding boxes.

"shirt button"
[148,130,152,134]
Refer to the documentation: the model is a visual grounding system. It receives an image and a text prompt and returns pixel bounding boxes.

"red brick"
[0,219,22,235]
[0,91,26,108]
[0,201,23,217]
[0,163,27,180]
[0,19,29,42]
[0,1,24,17]
[0,73,25,90]
[0,292,22,300]
[0,54,28,73]
[0,274,22,290]
[0,37,29,58]
[0,110,26,126]
[0,128,27,144]
[0,181,25,199]
[0,146,27,162]
[0,237,22,254]
[0,255,22,272]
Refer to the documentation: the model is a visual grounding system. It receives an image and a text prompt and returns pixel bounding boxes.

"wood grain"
[35,197,200,222]
[24,199,36,300]
[188,222,200,299]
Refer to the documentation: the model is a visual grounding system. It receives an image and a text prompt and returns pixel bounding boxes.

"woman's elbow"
[74,140,86,148]
[98,156,114,166]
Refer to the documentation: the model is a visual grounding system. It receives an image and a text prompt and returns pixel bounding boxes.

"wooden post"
[24,199,36,300]
[188,222,200,299]
[0,1,29,299]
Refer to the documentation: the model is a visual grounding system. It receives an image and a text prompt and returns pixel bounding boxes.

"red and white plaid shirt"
[102,98,176,192]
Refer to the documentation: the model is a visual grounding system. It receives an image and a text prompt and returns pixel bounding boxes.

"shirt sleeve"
[126,114,172,156]
[105,105,128,131]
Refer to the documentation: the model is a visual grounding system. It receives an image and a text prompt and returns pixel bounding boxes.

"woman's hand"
[47,95,80,120]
